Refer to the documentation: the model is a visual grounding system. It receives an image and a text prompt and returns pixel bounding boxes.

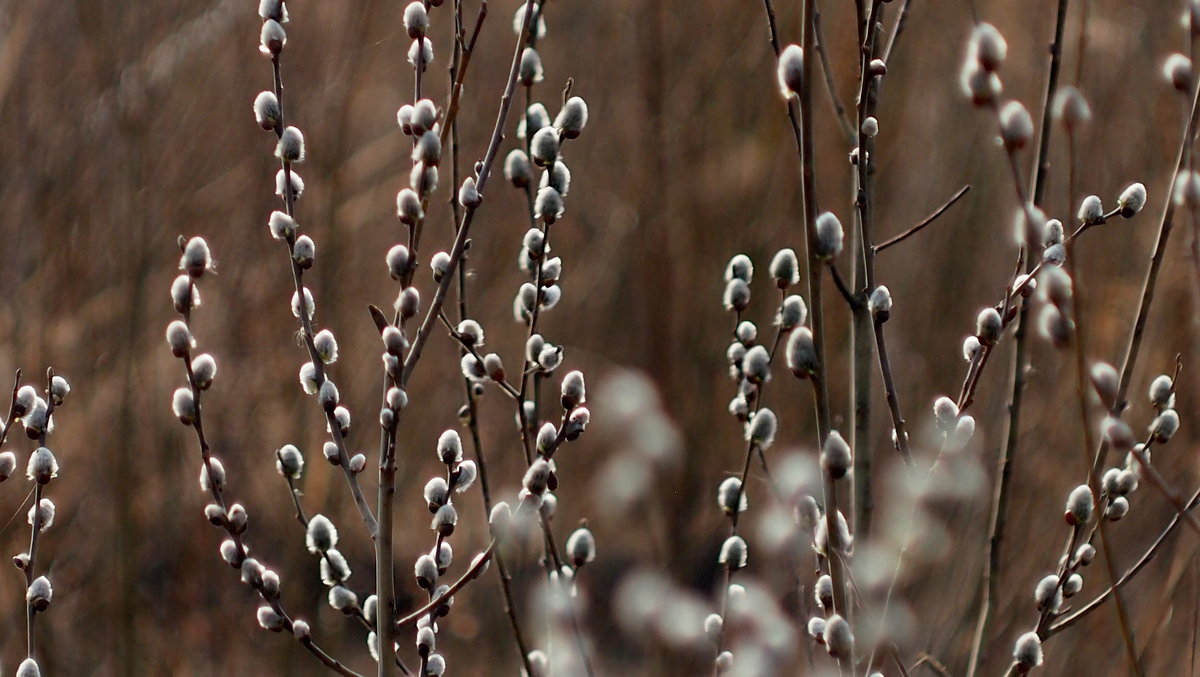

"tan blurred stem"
[812,7,855,146]
[1092,65,1200,479]
[799,4,846,669]
[1063,224,1144,675]
[966,2,1070,672]
[1074,119,1145,671]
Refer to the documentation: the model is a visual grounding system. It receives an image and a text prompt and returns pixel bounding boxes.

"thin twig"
[400,0,540,390]
[813,7,856,146]
[874,185,971,253]
[1049,486,1200,637]
[966,3,1071,672]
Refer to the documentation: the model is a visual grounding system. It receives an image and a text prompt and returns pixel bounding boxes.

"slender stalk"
[813,6,856,146]
[788,3,844,647]
[1093,53,1200,478]
[174,315,362,676]
[873,185,971,253]
[400,0,540,390]
[967,4,1069,672]
[1049,487,1200,637]
[268,50,379,538]
[1063,224,1143,675]
[872,318,913,465]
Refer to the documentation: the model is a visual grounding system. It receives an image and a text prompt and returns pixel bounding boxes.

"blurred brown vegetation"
[0,0,1198,674]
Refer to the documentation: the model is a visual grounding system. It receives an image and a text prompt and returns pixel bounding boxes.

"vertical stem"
[799,4,844,671]
[968,3,1067,673]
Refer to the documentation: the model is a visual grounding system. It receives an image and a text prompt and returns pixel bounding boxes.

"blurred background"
[0,0,1197,674]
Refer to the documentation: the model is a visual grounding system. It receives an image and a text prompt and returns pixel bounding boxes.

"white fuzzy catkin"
[1013,632,1043,669]
[725,254,753,283]
[1164,53,1193,92]
[1117,183,1147,217]
[868,285,892,317]
[306,514,338,553]
[718,535,748,570]
[969,23,1007,72]
[1090,362,1119,410]
[999,101,1033,149]
[1077,195,1104,224]
[821,431,852,479]
[1065,484,1094,525]
[777,44,804,97]
[768,248,800,288]
[276,126,305,163]
[777,295,807,329]
[823,614,853,659]
[787,327,819,377]
[976,307,1003,345]
[566,527,597,566]
[556,96,589,138]
[745,408,777,450]
[814,212,844,259]
[0,451,16,482]
[1052,86,1091,130]
[717,476,747,515]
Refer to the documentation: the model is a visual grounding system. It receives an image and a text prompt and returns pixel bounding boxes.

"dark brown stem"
[873,319,914,465]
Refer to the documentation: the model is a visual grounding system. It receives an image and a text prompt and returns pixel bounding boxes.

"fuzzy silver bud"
[745,408,777,450]
[276,126,305,163]
[976,307,1003,345]
[1090,362,1119,410]
[777,44,804,97]
[306,514,338,553]
[1013,632,1043,671]
[260,19,286,56]
[166,320,195,357]
[717,477,747,515]
[534,186,564,224]
[1117,182,1147,218]
[531,127,560,167]
[556,96,589,139]
[969,23,1007,72]
[1149,374,1174,409]
[999,101,1033,149]
[172,387,197,425]
[869,285,892,319]
[181,236,212,278]
[787,327,819,378]
[567,527,597,566]
[505,149,533,188]
[815,212,844,259]
[1052,86,1091,130]
[404,1,429,39]
[0,451,16,482]
[823,614,853,659]
[1065,484,1094,526]
[777,294,808,330]
[821,430,853,479]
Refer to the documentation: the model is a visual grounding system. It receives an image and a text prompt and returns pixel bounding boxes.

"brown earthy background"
[0,0,1197,674]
